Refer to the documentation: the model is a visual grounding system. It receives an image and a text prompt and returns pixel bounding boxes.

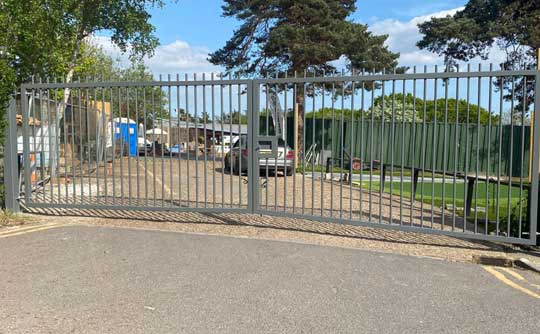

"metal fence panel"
[5,68,539,245]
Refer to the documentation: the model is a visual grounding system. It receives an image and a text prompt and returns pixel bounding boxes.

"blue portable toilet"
[112,117,138,156]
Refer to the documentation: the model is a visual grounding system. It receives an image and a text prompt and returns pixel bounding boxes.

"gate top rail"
[19,69,539,90]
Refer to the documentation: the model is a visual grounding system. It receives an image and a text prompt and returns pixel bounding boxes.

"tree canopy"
[0,0,168,144]
[209,0,399,76]
[416,0,539,114]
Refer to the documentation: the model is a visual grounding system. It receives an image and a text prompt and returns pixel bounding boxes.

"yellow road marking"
[483,266,540,299]
[0,224,62,238]
[0,222,61,236]
[499,267,525,281]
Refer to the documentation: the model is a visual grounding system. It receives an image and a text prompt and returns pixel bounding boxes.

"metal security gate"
[4,67,540,245]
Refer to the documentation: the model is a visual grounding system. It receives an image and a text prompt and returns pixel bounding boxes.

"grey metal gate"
[4,67,540,245]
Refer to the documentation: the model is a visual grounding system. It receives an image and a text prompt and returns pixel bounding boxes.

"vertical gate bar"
[507,76,515,236]
[159,76,165,208]
[30,80,37,203]
[54,82,61,203]
[185,74,191,207]
[349,78,355,220]
[496,68,504,235]
[4,96,20,212]
[168,75,173,208]
[431,67,438,229]
[302,79,307,215]
[410,66,417,226]
[109,86,116,205]
[193,74,199,208]
[331,81,335,218]
[248,80,258,213]
[142,85,148,206]
[134,86,140,205]
[220,74,225,208]
[85,80,92,202]
[126,86,132,205]
[280,71,289,212]
[211,73,216,208]
[237,78,242,208]
[359,75,365,221]
[177,75,182,207]
[420,65,428,228]
[93,81,100,204]
[321,78,326,217]
[117,85,124,205]
[453,67,461,231]
[292,71,298,214]
[400,79,406,225]
[518,76,527,237]
[37,80,45,203]
[283,75,289,213]
[311,80,316,215]
[102,84,108,205]
[369,78,374,222]
[202,73,208,208]
[379,76,385,224]
[441,73,449,230]
[485,65,493,233]
[151,86,157,207]
[21,86,31,204]
[228,74,233,208]
[339,77,345,220]
[389,78,396,224]
[31,82,38,202]
[47,82,54,202]
[474,66,482,233]
[265,81,269,210]
[529,72,540,244]
[463,64,471,232]
[70,87,76,204]
[275,78,279,212]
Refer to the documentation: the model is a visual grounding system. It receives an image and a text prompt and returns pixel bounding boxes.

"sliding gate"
[4,68,540,244]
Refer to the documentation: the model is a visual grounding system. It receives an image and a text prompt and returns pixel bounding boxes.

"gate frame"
[5,70,540,245]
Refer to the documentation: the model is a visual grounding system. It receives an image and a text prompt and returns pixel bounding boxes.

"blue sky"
[147,0,467,49]
[94,0,509,75]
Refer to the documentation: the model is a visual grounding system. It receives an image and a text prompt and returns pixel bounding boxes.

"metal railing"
[3,66,539,245]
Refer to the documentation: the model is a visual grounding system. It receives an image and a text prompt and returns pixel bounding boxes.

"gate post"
[247,80,260,213]
[3,96,20,212]
[530,72,540,244]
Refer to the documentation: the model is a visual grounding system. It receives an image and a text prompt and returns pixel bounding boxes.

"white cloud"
[369,7,508,69]
[89,35,220,76]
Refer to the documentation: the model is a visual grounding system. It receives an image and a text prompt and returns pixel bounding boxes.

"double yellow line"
[483,266,540,299]
[0,222,63,239]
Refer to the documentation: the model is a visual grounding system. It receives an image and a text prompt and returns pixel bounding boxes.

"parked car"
[224,135,294,176]
[151,141,170,156]
[169,144,184,156]
[137,137,152,156]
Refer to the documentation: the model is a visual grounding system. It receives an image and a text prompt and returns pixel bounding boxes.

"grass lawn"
[354,179,528,223]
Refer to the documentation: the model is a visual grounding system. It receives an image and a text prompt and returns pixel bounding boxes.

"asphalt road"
[0,225,539,334]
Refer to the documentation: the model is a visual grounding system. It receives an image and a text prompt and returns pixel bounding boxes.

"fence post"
[530,72,540,245]
[3,97,20,212]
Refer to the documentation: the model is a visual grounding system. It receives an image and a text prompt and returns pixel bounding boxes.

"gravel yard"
[34,156,472,234]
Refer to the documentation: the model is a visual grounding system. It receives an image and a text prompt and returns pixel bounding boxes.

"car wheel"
[224,157,231,172]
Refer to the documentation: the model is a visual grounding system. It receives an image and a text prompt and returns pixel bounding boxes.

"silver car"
[224,135,294,176]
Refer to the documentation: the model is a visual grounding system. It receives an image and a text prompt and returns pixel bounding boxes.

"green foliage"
[417,0,539,113]
[371,94,499,124]
[209,0,399,76]
[302,94,498,124]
